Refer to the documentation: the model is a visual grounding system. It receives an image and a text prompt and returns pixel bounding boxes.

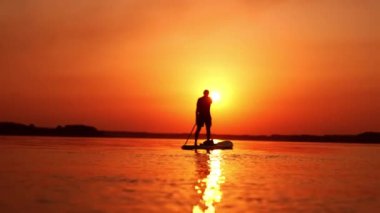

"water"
[0,136,379,212]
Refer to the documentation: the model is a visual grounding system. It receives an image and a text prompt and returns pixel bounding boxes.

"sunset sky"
[1,0,379,135]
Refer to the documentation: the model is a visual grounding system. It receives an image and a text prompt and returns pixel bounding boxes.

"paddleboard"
[181,141,233,150]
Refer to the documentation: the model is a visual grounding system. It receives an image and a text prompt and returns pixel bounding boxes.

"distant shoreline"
[1,122,379,143]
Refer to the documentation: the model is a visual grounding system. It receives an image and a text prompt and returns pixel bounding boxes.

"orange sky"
[1,0,379,134]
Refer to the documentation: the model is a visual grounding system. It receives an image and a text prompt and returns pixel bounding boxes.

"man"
[194,89,212,146]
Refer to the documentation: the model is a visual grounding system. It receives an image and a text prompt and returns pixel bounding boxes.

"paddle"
[183,123,196,146]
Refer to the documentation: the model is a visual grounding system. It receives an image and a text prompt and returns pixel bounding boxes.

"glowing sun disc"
[211,91,221,102]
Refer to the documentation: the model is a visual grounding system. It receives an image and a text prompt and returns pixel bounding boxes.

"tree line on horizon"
[0,122,379,143]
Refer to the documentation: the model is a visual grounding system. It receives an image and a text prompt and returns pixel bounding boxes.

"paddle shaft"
[183,123,196,145]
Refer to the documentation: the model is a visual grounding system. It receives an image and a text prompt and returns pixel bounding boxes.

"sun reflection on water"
[193,150,225,213]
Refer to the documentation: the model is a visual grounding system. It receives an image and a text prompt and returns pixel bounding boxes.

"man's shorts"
[197,116,212,127]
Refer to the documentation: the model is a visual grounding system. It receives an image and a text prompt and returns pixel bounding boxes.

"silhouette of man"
[194,90,212,146]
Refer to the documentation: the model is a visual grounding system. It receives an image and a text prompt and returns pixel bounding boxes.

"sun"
[210,91,221,102]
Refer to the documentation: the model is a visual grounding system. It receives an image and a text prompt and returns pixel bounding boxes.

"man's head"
[203,89,209,97]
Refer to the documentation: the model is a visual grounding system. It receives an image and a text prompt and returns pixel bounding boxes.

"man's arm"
[196,99,200,123]
[196,99,200,115]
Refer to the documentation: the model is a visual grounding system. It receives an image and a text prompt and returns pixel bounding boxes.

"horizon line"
[1,121,379,137]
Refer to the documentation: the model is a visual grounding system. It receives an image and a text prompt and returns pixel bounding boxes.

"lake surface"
[0,136,379,212]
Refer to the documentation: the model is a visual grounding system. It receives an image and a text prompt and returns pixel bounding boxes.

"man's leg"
[194,125,202,146]
[206,124,211,141]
